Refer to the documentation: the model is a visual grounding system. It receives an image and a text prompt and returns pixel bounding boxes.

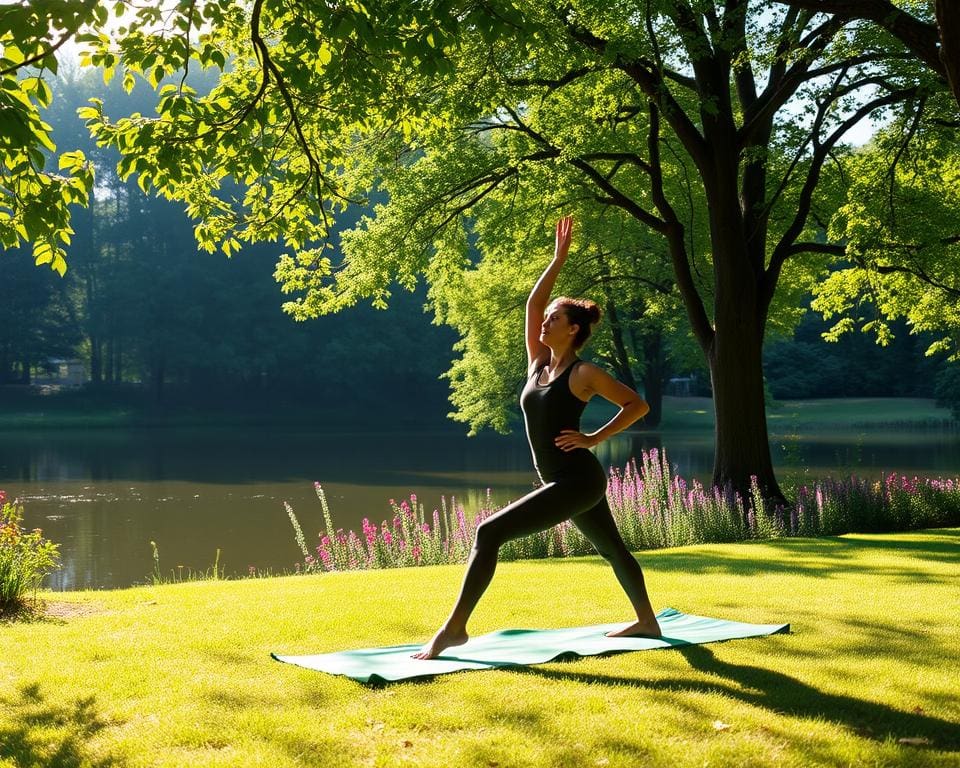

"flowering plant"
[286,451,960,574]
[0,491,60,612]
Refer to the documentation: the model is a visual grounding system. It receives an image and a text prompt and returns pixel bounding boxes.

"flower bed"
[287,449,960,573]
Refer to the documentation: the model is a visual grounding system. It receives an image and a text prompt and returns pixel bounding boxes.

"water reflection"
[2,426,958,590]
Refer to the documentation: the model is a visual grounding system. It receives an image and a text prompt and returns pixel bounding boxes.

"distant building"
[666,376,695,397]
[32,358,87,389]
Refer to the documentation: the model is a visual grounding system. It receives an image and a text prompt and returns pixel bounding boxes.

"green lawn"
[2,529,958,767]
[656,396,956,432]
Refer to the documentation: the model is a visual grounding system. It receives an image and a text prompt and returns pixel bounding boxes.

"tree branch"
[646,102,713,350]
[739,14,850,148]
[765,84,919,308]
[772,0,945,79]
[873,261,960,298]
[562,18,710,171]
[505,67,595,89]
[787,241,845,256]
[579,152,654,175]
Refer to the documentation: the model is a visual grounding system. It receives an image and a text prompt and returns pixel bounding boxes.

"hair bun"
[551,296,602,349]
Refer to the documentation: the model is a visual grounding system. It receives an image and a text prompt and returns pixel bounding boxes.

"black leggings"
[446,455,653,628]
[477,470,625,556]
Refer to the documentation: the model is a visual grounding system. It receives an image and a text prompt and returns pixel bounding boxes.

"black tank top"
[520,359,589,477]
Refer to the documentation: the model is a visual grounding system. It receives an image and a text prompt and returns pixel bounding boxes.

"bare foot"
[605,616,662,639]
[411,626,469,660]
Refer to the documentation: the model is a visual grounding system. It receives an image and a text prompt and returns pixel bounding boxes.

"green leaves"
[813,121,960,359]
[0,1,100,274]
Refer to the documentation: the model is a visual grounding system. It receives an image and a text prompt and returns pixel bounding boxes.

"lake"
[3,422,959,590]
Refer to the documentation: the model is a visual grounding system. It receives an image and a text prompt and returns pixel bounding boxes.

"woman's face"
[540,304,578,346]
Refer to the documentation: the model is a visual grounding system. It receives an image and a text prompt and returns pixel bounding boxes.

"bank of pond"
[1,397,957,591]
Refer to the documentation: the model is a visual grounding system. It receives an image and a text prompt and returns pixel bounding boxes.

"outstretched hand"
[555,216,573,261]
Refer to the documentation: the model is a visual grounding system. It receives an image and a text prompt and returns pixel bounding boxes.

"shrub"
[0,492,60,613]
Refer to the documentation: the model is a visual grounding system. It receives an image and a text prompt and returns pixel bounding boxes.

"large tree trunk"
[708,214,783,501]
[704,131,784,502]
[936,0,960,108]
[709,325,781,501]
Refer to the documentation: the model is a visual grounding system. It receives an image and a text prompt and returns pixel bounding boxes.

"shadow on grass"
[505,645,959,751]
[0,682,121,767]
[531,528,959,582]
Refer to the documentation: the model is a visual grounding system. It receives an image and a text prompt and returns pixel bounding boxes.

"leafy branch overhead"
[0,0,101,275]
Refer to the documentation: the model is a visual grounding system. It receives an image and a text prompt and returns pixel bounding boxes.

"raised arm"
[526,216,572,369]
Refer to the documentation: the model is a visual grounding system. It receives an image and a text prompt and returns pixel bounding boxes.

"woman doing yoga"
[413,216,661,660]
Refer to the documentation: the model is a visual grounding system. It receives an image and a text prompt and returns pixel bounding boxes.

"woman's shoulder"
[571,359,605,378]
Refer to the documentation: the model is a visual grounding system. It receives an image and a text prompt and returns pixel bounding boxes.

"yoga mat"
[272,608,789,683]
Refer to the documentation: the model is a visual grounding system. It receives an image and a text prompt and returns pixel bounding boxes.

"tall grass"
[287,449,960,573]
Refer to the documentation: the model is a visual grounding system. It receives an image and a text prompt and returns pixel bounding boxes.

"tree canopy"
[4,0,960,495]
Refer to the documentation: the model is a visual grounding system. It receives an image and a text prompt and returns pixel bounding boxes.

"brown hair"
[551,296,602,349]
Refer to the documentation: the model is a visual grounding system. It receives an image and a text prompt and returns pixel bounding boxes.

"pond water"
[2,422,959,590]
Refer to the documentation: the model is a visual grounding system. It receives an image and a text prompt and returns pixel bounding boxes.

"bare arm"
[526,216,573,369]
[555,363,650,451]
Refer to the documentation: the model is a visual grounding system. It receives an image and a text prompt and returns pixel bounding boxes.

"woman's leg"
[571,499,661,637]
[413,480,597,659]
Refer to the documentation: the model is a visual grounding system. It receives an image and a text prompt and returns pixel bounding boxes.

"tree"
[71,0,960,498]
[1,0,952,497]
[0,247,80,384]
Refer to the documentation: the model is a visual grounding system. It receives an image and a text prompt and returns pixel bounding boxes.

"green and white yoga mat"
[272,608,790,683]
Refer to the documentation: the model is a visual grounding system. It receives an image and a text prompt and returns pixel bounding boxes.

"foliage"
[814,123,960,360]
[286,451,960,573]
[763,311,948,400]
[0,65,455,406]
[0,248,82,384]
[0,491,60,612]
[0,0,99,274]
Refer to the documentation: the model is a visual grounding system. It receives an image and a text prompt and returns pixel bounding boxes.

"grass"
[1,529,958,767]
[652,396,957,432]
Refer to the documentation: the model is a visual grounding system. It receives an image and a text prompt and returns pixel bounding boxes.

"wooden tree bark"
[937,0,960,107]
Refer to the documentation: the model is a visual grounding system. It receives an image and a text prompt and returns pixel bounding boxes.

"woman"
[413,216,661,660]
